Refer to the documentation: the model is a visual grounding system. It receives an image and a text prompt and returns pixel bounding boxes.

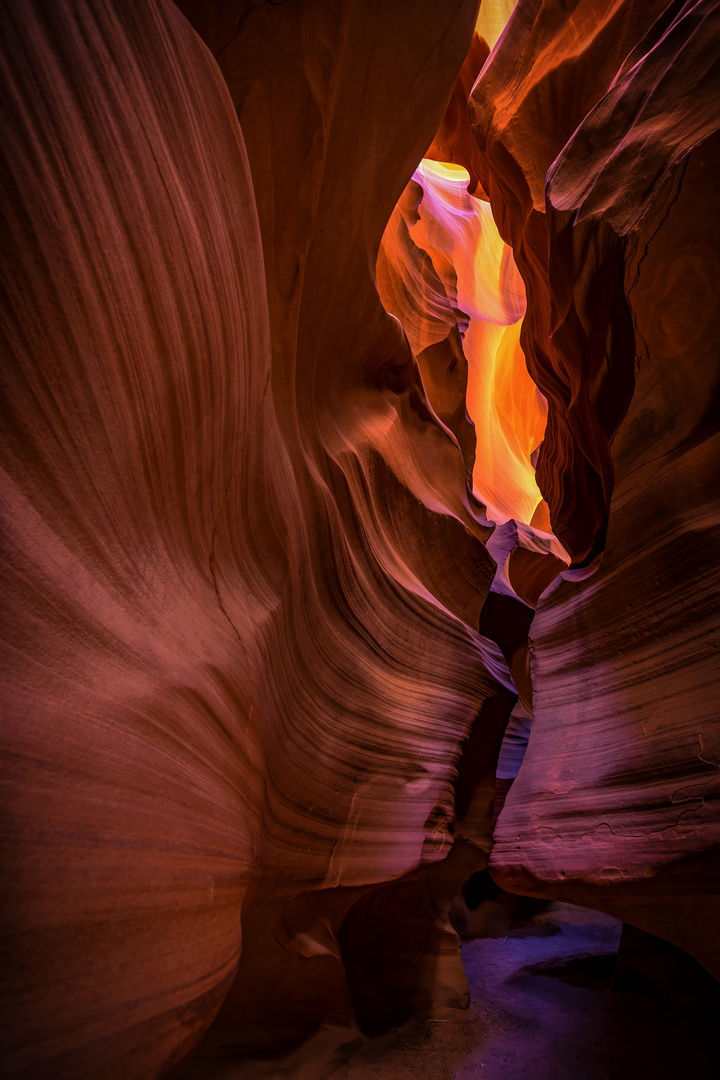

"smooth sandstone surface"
[474,0,720,976]
[1,1,269,1072]
[2,0,719,1076]
[492,131,720,975]
[1,0,502,1074]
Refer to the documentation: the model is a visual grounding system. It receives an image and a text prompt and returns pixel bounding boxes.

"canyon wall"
[462,0,720,978]
[1,1,497,1074]
[1,0,719,1076]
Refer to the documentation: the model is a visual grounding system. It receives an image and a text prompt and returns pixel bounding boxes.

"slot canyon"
[1,0,719,1076]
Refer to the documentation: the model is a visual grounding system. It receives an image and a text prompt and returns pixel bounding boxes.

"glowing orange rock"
[379,159,547,525]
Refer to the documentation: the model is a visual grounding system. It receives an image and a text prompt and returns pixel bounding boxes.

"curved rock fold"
[2,0,719,1075]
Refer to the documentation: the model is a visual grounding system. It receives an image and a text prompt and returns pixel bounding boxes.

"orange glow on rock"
[475,0,518,50]
[378,158,546,524]
[467,319,547,524]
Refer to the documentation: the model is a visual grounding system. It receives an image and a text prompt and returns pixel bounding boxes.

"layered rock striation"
[462,0,720,977]
[1,0,719,1076]
[1,0,501,1074]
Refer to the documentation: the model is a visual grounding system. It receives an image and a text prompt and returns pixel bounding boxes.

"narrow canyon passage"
[1,1,719,1078]
[334,904,719,1080]
[187,901,720,1078]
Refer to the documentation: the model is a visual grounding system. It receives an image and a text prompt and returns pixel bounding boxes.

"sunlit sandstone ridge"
[1,1,719,1077]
